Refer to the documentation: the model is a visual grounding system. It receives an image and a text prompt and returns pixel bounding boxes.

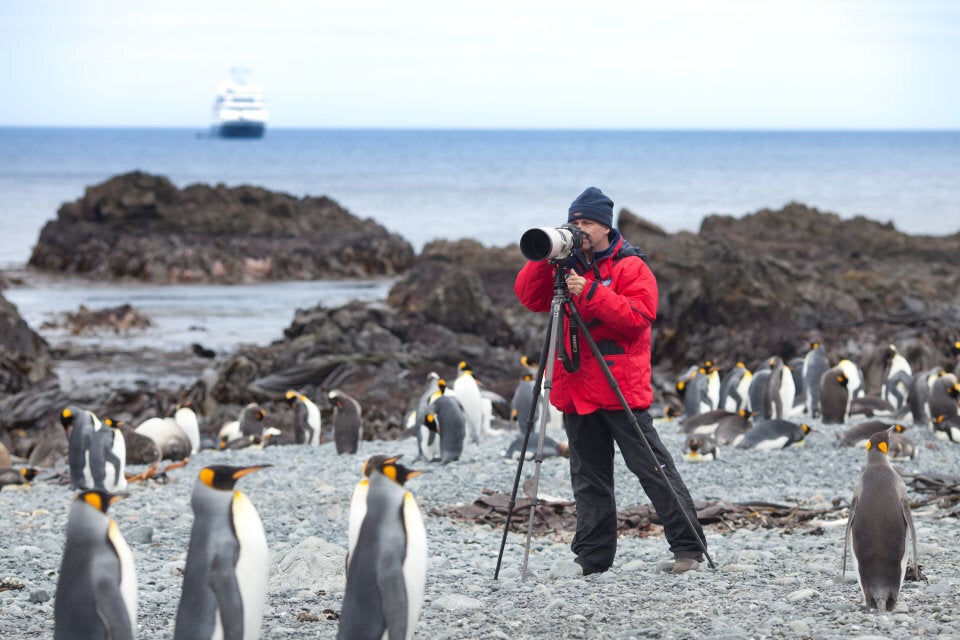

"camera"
[519,224,584,262]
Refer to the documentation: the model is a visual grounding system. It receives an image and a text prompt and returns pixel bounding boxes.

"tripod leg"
[493,294,557,580]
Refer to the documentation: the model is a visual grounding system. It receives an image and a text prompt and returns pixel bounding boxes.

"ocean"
[2,128,958,358]
[2,128,959,270]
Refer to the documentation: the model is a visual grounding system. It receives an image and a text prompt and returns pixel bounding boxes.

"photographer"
[514,186,706,576]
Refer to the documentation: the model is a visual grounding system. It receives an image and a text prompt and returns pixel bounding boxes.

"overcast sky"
[3,0,958,129]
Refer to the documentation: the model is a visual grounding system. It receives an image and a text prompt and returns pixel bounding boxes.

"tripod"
[494,264,714,580]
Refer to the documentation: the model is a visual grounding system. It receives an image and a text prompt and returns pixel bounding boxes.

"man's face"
[569,218,610,251]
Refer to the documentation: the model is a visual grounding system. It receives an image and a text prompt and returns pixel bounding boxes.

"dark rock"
[619,203,960,379]
[0,292,52,396]
[28,171,415,283]
[7,201,960,448]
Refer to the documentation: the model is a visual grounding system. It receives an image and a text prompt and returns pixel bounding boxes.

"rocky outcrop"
[6,201,960,449]
[619,202,960,381]
[28,172,415,283]
[0,292,52,396]
[204,240,534,440]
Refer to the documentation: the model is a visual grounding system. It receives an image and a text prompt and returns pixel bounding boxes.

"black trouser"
[564,408,705,572]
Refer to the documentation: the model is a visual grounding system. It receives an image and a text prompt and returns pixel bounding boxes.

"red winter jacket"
[513,234,657,414]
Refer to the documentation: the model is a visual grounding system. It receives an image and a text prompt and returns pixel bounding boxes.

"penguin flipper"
[842,497,858,580]
[210,551,245,639]
[94,574,134,640]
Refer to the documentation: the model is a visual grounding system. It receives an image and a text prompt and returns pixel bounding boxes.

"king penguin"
[718,362,752,412]
[425,382,467,464]
[843,429,918,612]
[174,464,271,640]
[60,406,102,490]
[682,434,718,462]
[0,466,40,489]
[839,421,907,449]
[928,372,960,423]
[218,402,267,449]
[801,341,830,418]
[54,489,136,640]
[511,372,540,433]
[285,390,322,445]
[819,363,852,424]
[881,345,913,411]
[89,419,128,493]
[328,389,364,454]
[341,454,427,640]
[736,419,812,451]
[451,361,485,443]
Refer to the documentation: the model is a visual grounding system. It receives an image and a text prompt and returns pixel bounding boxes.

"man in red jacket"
[514,186,706,576]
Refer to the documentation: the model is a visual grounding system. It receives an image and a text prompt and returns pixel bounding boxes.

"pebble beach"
[2,410,959,640]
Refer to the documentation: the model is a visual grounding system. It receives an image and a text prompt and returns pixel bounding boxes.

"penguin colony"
[25,381,431,638]
[666,340,960,612]
[7,339,960,635]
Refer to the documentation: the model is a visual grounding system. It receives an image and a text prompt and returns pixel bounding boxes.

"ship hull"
[215,122,266,138]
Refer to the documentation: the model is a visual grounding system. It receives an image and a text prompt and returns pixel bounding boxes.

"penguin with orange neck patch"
[843,428,918,612]
[174,464,271,640]
[341,454,427,640]
[54,490,136,640]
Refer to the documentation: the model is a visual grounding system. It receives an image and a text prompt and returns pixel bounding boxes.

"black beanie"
[568,187,614,228]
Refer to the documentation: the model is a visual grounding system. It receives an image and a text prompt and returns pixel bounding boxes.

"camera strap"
[558,307,580,373]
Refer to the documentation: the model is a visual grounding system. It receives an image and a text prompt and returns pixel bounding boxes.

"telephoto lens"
[519,224,582,262]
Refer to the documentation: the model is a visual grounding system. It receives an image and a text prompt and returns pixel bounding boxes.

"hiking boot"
[672,557,701,575]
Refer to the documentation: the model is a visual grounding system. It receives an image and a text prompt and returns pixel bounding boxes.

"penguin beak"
[232,464,273,480]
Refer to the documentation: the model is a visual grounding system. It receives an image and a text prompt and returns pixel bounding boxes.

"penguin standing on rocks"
[762,356,797,420]
[341,455,426,640]
[174,464,271,640]
[907,368,939,428]
[89,420,127,493]
[54,490,136,640]
[677,365,713,417]
[451,361,485,443]
[843,429,918,612]
[820,360,863,424]
[285,390,321,445]
[328,389,364,454]
[802,342,830,418]
[61,406,102,490]
[718,362,752,412]
[425,383,467,464]
[511,372,540,432]
[881,345,913,412]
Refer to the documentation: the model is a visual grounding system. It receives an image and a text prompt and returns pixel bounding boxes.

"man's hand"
[566,270,586,296]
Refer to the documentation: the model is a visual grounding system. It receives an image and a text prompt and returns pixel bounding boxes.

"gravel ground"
[1,413,959,640]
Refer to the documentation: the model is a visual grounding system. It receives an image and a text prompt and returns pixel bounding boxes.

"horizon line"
[1,124,959,134]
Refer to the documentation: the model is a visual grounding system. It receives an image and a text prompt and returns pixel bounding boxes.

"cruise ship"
[211,74,268,138]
